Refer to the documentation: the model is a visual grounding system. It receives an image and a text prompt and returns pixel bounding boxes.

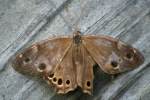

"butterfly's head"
[73,31,82,44]
[12,44,42,76]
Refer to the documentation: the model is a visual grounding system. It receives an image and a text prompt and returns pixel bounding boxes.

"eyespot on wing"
[12,44,41,76]
[116,41,144,71]
[103,41,144,74]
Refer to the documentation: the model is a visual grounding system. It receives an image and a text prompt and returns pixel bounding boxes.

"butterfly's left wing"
[12,37,78,94]
[83,35,144,74]
[12,37,72,76]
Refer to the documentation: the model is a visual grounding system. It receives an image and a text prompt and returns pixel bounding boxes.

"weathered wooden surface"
[0,0,150,100]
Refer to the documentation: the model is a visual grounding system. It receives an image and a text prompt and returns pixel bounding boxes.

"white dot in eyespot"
[113,66,120,70]
[37,67,44,73]
[31,45,38,53]
[31,45,37,49]
[133,49,136,53]
[19,54,23,58]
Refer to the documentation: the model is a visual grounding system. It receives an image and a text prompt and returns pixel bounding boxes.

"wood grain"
[0,0,150,100]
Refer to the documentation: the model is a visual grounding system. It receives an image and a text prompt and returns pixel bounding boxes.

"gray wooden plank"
[0,0,54,71]
[0,0,73,71]
[0,0,150,100]
[0,0,52,53]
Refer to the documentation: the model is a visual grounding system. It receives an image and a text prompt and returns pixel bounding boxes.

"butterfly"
[12,31,144,95]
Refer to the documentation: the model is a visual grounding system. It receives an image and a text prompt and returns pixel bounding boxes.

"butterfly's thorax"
[73,31,82,45]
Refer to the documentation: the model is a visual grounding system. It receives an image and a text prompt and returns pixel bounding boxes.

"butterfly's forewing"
[83,35,144,74]
[12,37,72,77]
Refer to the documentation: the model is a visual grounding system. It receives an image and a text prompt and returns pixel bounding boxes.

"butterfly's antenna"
[73,0,84,34]
[51,0,88,36]
[73,0,91,35]
[63,0,84,37]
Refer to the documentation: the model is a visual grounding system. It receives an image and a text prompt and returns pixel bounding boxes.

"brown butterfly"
[12,31,144,95]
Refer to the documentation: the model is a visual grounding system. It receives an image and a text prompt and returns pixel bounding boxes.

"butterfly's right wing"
[83,35,144,74]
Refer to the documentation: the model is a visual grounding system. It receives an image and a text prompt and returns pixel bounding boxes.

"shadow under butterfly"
[12,31,144,95]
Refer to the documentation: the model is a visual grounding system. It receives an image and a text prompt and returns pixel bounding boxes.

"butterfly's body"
[12,31,144,95]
